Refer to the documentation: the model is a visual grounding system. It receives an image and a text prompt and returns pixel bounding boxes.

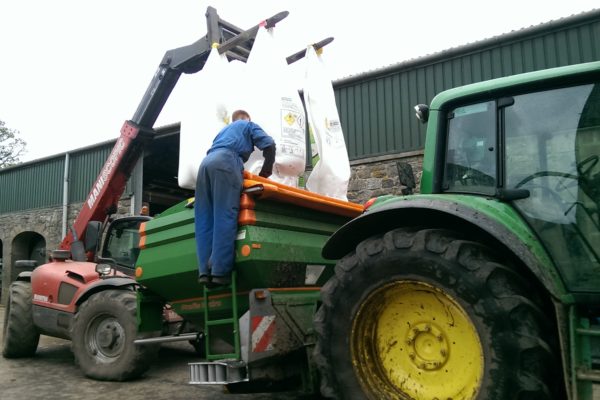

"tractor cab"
[442,79,600,295]
[97,217,152,275]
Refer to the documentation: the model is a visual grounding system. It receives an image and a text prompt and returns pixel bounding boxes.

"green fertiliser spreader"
[134,173,362,389]
[3,6,600,400]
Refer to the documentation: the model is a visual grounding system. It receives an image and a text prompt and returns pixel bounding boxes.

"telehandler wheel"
[314,227,563,400]
[71,289,158,381]
[2,281,40,358]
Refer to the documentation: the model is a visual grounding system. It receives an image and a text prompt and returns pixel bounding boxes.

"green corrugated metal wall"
[0,141,134,215]
[68,144,113,203]
[0,156,64,213]
[334,9,600,160]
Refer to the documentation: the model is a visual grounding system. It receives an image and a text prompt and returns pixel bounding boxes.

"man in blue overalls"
[195,109,276,287]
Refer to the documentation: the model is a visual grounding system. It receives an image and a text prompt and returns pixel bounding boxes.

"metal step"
[576,327,600,337]
[577,368,600,383]
[189,360,248,385]
[577,325,600,366]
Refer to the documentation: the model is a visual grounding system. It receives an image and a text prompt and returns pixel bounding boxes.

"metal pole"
[134,332,202,345]
[130,153,144,215]
[61,153,70,238]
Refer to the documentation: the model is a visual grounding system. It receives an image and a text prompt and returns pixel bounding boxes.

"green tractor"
[315,61,600,399]
[130,61,600,399]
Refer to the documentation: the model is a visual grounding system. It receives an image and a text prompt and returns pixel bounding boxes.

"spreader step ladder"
[570,305,600,399]
[202,270,241,361]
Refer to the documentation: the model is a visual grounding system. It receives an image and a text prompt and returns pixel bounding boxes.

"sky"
[0,0,598,163]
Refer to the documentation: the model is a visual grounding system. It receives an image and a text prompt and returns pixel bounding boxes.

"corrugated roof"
[334,7,600,87]
[0,123,181,173]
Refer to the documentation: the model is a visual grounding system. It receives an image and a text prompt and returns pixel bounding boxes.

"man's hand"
[259,170,272,178]
[259,144,276,178]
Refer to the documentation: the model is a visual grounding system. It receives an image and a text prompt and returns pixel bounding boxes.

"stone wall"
[0,198,132,304]
[0,150,425,303]
[347,150,424,204]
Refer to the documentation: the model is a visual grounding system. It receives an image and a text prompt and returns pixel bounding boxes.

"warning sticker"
[279,97,305,156]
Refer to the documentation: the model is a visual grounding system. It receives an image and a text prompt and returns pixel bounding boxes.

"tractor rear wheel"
[71,289,158,381]
[314,227,562,399]
[2,281,39,358]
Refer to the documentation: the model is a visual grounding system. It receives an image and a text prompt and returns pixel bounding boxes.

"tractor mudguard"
[322,194,570,302]
[73,276,138,306]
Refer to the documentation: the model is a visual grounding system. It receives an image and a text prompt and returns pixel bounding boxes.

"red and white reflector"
[251,315,276,353]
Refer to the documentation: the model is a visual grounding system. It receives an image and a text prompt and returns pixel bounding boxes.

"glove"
[259,145,276,178]
[259,170,271,178]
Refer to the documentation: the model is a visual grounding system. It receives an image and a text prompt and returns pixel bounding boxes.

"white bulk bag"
[241,26,306,187]
[177,46,230,189]
[303,45,351,200]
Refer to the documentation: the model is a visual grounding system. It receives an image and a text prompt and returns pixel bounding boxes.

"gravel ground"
[0,305,303,400]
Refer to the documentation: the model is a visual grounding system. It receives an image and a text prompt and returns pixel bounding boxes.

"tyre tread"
[2,281,40,358]
[71,289,158,381]
[314,227,561,399]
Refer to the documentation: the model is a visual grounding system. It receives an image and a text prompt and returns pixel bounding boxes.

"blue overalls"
[194,120,274,278]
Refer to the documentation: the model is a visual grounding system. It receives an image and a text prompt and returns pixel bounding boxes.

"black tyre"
[314,227,562,399]
[71,289,158,381]
[2,281,40,358]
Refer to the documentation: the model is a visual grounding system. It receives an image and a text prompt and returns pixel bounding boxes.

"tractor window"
[505,82,600,292]
[444,101,497,194]
[102,219,144,270]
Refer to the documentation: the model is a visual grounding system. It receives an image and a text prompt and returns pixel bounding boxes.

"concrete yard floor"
[0,305,303,400]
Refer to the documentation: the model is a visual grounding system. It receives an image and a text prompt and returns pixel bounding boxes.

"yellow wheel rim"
[351,281,483,399]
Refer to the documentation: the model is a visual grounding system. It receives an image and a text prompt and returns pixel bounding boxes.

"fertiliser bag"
[177,46,230,189]
[241,26,306,187]
[303,45,350,200]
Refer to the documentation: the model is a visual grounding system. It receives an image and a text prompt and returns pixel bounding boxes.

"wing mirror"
[414,104,429,123]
